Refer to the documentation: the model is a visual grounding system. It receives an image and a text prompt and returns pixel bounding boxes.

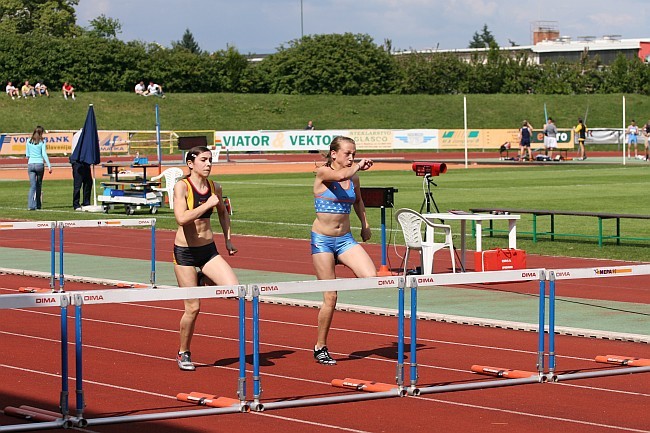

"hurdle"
[249,276,406,411]
[0,292,72,432]
[0,221,56,291]
[69,283,249,427]
[406,269,547,395]
[57,219,156,291]
[544,264,650,383]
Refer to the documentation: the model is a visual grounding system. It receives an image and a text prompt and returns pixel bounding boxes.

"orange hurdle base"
[19,287,52,293]
[3,406,61,422]
[115,282,148,288]
[176,392,244,410]
[471,365,538,379]
[331,378,398,393]
[595,355,650,367]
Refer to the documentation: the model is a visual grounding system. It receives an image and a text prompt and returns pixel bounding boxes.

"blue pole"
[50,222,56,290]
[537,271,546,374]
[59,224,64,292]
[252,286,261,406]
[381,207,387,267]
[410,280,418,391]
[150,221,156,287]
[238,286,246,405]
[155,104,162,174]
[396,279,404,389]
[75,300,84,418]
[59,297,69,416]
[548,271,556,374]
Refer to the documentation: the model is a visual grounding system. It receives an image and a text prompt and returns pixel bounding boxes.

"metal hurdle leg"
[50,222,56,291]
[59,295,70,418]
[150,221,156,287]
[250,285,263,411]
[73,294,87,427]
[396,278,405,392]
[408,276,420,395]
[548,271,556,380]
[537,270,546,375]
[237,285,247,409]
[58,223,65,292]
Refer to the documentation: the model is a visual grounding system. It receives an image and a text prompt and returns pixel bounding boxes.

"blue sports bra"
[314,181,355,214]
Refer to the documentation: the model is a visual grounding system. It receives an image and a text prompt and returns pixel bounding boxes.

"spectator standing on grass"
[642,119,650,161]
[6,81,20,99]
[575,118,588,160]
[26,126,52,210]
[543,117,558,159]
[173,146,238,371]
[35,82,49,97]
[518,120,533,161]
[21,80,35,98]
[69,130,92,210]
[311,136,376,365]
[62,82,76,100]
[627,120,639,159]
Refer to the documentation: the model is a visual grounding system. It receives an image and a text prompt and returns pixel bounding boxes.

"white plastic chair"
[150,167,184,209]
[395,208,456,275]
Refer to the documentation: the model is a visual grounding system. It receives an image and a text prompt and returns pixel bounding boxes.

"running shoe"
[314,346,337,365]
[177,351,196,371]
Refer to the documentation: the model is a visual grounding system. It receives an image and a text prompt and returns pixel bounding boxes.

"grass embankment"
[2,93,649,133]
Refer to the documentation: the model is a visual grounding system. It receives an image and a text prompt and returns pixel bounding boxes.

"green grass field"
[2,164,648,262]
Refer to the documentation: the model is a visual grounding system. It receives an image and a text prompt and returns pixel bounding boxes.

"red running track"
[1,226,649,431]
[0,273,649,433]
[1,226,648,303]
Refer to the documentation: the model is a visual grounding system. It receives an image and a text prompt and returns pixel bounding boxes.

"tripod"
[419,174,441,215]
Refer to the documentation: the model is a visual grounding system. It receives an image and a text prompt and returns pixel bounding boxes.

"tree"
[260,33,398,95]
[468,24,498,49]
[0,0,79,37]
[172,28,202,54]
[86,14,121,39]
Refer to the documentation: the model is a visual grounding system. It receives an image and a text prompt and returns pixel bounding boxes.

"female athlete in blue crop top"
[172,146,238,371]
[310,136,376,365]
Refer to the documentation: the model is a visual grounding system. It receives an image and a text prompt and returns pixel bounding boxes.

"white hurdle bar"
[57,219,157,291]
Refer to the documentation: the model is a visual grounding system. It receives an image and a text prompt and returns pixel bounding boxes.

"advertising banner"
[530,129,573,148]
[0,131,129,156]
[215,129,440,152]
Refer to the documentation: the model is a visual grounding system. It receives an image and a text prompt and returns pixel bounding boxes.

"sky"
[75,0,650,55]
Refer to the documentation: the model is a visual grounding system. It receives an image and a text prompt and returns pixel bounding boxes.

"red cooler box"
[475,248,526,271]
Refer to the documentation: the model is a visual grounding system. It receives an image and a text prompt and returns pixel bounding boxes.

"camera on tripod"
[412,162,447,177]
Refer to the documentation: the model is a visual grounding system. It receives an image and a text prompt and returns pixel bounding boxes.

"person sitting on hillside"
[135,81,148,96]
[62,82,76,100]
[6,81,20,99]
[21,80,36,98]
[35,82,49,97]
[147,81,165,98]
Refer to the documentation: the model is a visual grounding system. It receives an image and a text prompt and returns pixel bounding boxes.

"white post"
[622,96,626,165]
[463,95,468,169]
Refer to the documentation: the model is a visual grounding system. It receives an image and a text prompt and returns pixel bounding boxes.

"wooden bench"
[469,208,650,247]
